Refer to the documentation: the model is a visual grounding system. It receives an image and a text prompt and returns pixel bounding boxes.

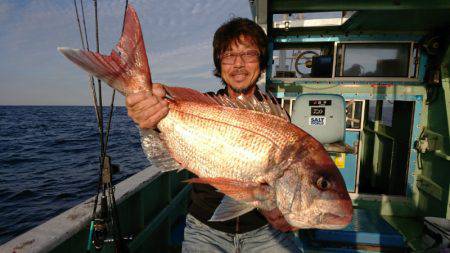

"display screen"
[341,43,410,77]
[311,107,325,116]
[309,100,332,106]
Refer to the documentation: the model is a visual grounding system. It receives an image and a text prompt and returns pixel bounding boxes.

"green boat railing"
[0,166,191,253]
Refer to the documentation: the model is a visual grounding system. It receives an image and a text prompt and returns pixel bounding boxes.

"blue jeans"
[182,214,303,253]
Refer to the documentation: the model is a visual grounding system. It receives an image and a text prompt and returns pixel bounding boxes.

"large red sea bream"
[58,5,353,229]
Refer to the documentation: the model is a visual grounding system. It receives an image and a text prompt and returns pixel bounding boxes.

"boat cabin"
[250,0,450,251]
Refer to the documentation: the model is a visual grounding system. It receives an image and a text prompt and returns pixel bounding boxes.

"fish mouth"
[317,211,353,229]
[285,211,352,229]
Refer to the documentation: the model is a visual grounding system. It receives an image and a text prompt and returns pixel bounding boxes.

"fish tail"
[58,4,152,95]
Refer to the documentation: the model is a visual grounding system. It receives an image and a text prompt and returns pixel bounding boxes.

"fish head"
[274,158,353,229]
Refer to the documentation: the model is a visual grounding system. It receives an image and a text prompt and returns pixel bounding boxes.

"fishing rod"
[72,0,131,252]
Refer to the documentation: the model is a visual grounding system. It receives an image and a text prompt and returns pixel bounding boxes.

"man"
[126,18,301,252]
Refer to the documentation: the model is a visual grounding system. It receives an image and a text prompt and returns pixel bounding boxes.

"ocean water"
[0,106,150,245]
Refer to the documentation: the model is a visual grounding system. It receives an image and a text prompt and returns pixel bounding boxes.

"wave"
[0,106,149,245]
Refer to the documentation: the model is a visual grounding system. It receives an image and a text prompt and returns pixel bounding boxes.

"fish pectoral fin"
[140,128,185,172]
[209,196,254,222]
[185,177,271,202]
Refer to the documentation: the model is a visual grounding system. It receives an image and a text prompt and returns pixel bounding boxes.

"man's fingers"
[152,83,167,98]
[139,105,169,129]
[131,96,160,113]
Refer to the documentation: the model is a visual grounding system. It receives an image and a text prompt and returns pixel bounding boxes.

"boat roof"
[250,0,450,35]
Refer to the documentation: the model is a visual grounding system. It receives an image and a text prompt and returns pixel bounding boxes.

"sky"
[0,0,252,105]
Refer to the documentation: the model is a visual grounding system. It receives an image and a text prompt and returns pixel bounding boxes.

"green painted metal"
[274,34,422,43]
[265,0,450,36]
[382,215,427,251]
[271,0,450,13]
[268,82,427,98]
[416,174,444,201]
[447,184,450,219]
[423,129,450,161]
[441,43,450,140]
[43,169,191,253]
[364,123,397,192]
[410,43,450,219]
[129,184,191,252]
[352,197,417,217]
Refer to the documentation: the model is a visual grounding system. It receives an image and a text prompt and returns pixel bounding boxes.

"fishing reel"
[90,194,109,251]
[90,219,134,251]
[92,218,107,250]
[88,195,133,252]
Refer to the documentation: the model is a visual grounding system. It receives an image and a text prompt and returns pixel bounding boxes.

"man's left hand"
[259,208,299,232]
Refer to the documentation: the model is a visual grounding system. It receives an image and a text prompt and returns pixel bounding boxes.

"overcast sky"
[0,0,252,105]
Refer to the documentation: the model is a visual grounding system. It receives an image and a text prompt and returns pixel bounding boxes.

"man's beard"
[223,71,261,95]
[228,84,255,95]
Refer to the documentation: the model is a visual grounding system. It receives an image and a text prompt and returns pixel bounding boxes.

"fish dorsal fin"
[233,91,290,121]
[164,87,219,105]
[164,86,290,121]
[58,5,151,95]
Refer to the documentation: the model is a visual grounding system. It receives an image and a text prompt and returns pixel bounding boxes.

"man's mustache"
[231,69,249,76]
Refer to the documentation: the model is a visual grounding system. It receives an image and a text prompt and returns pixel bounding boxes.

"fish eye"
[316,177,330,191]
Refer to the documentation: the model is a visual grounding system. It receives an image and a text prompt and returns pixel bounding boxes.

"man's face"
[220,35,261,94]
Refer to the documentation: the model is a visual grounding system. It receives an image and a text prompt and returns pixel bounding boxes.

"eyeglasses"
[221,50,260,65]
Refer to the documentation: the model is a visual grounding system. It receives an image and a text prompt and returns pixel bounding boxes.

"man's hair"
[212,17,268,79]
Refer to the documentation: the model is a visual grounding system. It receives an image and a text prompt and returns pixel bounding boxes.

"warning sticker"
[309,116,326,126]
[334,153,346,169]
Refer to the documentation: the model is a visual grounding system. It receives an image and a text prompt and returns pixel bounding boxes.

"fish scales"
[159,101,292,181]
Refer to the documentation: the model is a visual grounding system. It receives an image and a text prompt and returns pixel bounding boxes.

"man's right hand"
[125,83,169,129]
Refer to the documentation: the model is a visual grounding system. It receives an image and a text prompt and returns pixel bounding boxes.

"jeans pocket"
[186,214,208,230]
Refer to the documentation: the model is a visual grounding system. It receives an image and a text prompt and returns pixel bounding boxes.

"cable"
[73,0,86,50]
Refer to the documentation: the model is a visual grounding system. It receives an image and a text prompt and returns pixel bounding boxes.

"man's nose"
[233,54,245,67]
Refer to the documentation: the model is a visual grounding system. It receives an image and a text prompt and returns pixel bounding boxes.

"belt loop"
[234,234,241,253]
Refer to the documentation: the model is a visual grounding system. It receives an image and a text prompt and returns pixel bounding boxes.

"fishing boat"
[2,0,450,252]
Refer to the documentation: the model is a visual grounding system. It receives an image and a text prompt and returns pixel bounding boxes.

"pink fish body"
[58,5,353,229]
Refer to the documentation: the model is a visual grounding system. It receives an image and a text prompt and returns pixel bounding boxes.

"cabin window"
[272,12,356,29]
[345,100,364,130]
[271,42,417,80]
[336,43,411,77]
[366,100,394,127]
[280,98,296,116]
[367,100,377,122]
[381,101,394,127]
[272,43,334,78]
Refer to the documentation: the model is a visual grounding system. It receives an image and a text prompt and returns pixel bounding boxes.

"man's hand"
[125,83,169,129]
[259,208,298,232]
